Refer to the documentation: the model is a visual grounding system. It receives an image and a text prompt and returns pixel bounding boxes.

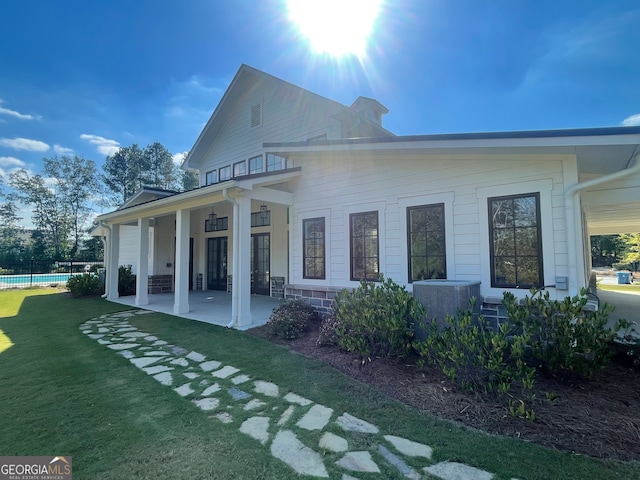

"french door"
[207,237,228,291]
[251,233,270,295]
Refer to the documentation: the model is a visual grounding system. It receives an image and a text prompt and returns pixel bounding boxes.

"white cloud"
[172,151,188,165]
[0,99,41,121]
[0,156,27,178]
[53,144,75,155]
[621,114,640,127]
[0,137,50,152]
[80,134,120,156]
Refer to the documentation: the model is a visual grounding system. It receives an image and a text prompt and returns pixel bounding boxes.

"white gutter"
[565,151,640,293]
[99,221,111,299]
[222,188,239,328]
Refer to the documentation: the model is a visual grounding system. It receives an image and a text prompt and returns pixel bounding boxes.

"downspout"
[222,188,239,328]
[99,221,111,298]
[564,151,640,293]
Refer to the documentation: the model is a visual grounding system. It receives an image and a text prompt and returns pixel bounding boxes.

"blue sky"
[1,0,639,194]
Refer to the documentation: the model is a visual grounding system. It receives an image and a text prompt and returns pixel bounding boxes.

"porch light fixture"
[260,203,268,220]
[205,208,218,232]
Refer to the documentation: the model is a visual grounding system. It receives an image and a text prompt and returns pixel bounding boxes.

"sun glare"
[287,0,382,57]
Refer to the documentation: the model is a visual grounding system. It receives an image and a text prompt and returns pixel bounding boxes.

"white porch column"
[236,195,252,327]
[135,217,150,306]
[174,209,190,314]
[107,223,120,300]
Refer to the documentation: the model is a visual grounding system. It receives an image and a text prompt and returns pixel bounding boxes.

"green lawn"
[1,289,639,479]
[598,283,640,293]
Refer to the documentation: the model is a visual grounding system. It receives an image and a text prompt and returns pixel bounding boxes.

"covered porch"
[109,290,280,330]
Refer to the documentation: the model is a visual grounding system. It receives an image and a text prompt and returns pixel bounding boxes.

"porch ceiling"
[584,202,640,235]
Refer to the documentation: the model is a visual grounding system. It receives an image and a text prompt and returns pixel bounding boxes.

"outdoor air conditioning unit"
[412,280,481,335]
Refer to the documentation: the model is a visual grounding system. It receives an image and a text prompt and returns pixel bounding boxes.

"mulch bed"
[247,322,640,461]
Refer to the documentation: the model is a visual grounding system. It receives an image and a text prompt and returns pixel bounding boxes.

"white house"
[94,64,640,328]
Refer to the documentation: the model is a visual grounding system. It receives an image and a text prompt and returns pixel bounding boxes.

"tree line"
[0,142,198,264]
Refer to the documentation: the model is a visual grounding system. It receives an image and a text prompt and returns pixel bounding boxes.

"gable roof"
[182,64,393,170]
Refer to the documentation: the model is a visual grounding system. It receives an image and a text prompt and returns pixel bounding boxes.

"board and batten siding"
[289,151,576,299]
[198,78,345,185]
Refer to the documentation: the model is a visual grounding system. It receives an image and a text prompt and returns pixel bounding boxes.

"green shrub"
[66,273,103,297]
[118,265,136,296]
[267,299,319,340]
[316,312,340,347]
[612,262,634,271]
[334,275,424,358]
[414,306,535,395]
[502,288,615,377]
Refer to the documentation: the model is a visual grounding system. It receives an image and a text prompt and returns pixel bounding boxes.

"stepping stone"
[130,357,161,368]
[244,399,266,411]
[284,392,312,406]
[152,340,168,346]
[254,380,279,397]
[319,432,348,453]
[170,346,189,356]
[183,372,200,379]
[144,350,170,356]
[186,351,206,362]
[143,365,174,375]
[424,462,493,480]
[135,310,154,315]
[117,350,135,359]
[174,383,194,397]
[202,384,221,396]
[240,416,270,445]
[336,452,380,473]
[170,358,189,367]
[193,397,220,411]
[297,404,334,431]
[145,336,158,341]
[107,343,140,351]
[384,435,433,459]
[336,413,379,434]
[212,366,239,379]
[98,327,110,333]
[231,374,251,385]
[277,405,295,426]
[121,332,149,338]
[213,412,233,424]
[377,445,420,480]
[115,327,137,333]
[228,387,251,401]
[271,430,328,478]
[97,339,112,345]
[153,372,173,386]
[200,360,222,372]
[88,334,105,339]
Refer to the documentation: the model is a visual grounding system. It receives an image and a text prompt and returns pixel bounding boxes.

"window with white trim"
[350,211,379,281]
[303,217,325,279]
[407,203,446,282]
[488,192,543,288]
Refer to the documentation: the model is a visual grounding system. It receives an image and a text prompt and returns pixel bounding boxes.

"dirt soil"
[247,321,640,461]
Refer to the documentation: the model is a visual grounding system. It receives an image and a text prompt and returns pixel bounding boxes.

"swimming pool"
[0,273,74,288]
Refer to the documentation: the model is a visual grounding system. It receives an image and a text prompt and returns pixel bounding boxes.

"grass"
[0,288,639,479]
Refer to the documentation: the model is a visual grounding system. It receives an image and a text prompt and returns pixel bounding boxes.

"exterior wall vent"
[250,102,262,127]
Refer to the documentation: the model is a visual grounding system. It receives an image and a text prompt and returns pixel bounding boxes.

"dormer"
[350,96,389,126]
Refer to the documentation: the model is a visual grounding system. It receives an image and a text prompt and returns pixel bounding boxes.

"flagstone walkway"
[81,310,517,480]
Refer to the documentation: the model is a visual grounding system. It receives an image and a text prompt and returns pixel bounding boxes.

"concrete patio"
[109,290,281,330]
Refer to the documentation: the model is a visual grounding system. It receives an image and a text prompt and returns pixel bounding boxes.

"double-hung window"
[350,211,379,281]
[488,193,543,288]
[303,217,325,279]
[407,204,446,282]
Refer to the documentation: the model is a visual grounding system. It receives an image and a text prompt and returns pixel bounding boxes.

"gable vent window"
[250,103,262,128]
